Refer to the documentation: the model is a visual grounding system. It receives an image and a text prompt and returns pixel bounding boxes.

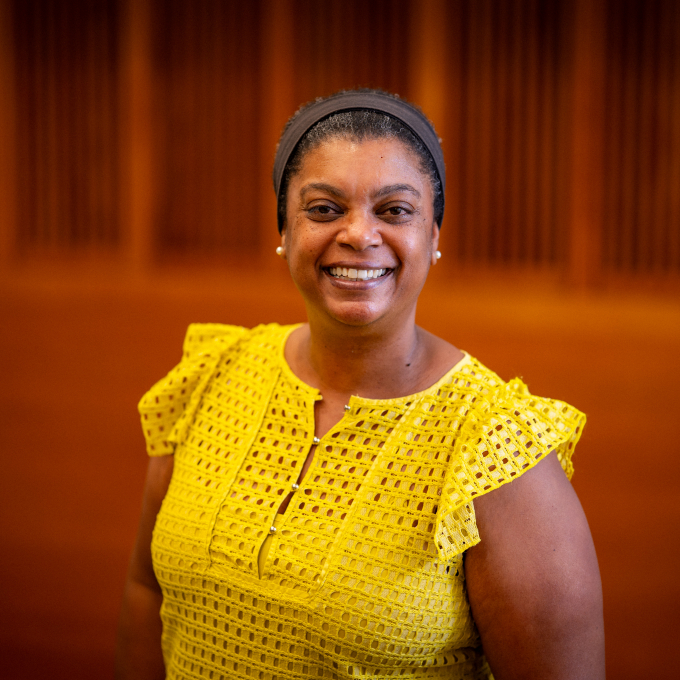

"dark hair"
[276,90,444,230]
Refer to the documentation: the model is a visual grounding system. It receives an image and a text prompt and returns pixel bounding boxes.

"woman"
[116,90,604,679]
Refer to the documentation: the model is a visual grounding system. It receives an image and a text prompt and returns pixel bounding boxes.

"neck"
[292,306,428,399]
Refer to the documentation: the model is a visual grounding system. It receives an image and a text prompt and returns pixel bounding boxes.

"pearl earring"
[435,250,442,260]
[276,246,284,256]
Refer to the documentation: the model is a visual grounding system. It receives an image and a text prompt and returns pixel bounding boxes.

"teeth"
[329,267,387,281]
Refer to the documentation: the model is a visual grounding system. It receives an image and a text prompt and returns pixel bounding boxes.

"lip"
[322,266,393,288]
[324,262,394,270]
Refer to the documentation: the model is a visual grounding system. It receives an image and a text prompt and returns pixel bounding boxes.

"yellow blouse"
[139,323,585,680]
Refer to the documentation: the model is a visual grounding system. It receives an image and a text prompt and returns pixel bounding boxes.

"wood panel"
[442,0,566,268]
[150,0,263,258]
[12,0,120,253]
[602,0,680,275]
[5,0,680,279]
[289,0,411,105]
[0,0,17,266]
[149,0,413,259]
[568,0,606,288]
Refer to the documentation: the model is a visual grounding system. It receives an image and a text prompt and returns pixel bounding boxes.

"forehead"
[294,136,427,186]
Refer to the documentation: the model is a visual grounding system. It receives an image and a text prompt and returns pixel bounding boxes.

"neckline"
[276,323,471,406]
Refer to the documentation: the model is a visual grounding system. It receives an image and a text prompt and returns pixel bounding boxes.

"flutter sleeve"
[434,378,586,561]
[137,323,246,456]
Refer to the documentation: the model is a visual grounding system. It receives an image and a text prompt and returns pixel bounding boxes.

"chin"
[325,301,389,328]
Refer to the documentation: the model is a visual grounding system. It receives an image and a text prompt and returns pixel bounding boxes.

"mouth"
[326,266,391,282]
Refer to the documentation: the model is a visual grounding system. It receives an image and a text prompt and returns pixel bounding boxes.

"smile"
[327,267,389,281]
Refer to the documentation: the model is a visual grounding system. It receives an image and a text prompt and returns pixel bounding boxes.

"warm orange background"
[1,1,679,679]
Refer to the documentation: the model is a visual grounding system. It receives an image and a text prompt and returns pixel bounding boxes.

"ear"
[430,223,440,265]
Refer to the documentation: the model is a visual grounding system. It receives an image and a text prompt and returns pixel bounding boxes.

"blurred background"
[0,0,678,678]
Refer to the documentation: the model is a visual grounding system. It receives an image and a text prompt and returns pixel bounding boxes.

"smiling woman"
[116,90,605,680]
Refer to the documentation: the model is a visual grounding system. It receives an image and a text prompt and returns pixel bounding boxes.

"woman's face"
[281,136,440,330]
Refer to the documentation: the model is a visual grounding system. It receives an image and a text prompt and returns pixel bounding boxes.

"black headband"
[273,91,445,232]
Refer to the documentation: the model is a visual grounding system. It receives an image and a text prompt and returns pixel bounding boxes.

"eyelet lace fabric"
[138,323,585,680]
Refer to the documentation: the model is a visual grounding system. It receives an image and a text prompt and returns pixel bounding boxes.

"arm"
[465,452,605,679]
[115,455,174,680]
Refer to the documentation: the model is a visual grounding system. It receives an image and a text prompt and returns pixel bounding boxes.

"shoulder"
[451,356,584,481]
[181,322,248,357]
[137,322,297,456]
[433,354,586,560]
[182,321,300,359]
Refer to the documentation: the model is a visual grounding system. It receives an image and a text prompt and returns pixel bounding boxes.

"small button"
[344,404,351,411]
[313,436,320,444]
[269,526,277,534]
[291,483,300,491]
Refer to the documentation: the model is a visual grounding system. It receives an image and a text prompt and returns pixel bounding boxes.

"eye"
[378,203,414,222]
[306,203,342,221]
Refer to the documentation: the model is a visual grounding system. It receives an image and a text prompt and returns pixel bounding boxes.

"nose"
[337,213,382,251]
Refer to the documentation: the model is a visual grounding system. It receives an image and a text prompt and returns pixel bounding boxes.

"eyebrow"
[300,183,347,200]
[299,182,421,200]
[373,183,421,199]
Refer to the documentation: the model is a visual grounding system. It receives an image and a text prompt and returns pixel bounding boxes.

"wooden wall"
[602,0,680,275]
[11,0,120,253]
[1,3,679,679]
[152,0,263,256]
[438,0,568,268]
[1,0,679,283]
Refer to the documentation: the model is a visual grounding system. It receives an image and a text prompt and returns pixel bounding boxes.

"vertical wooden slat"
[259,0,295,260]
[410,0,449,136]
[45,2,58,247]
[637,0,657,272]
[537,1,557,265]
[620,1,641,273]
[121,0,154,270]
[476,0,493,264]
[652,0,671,273]
[102,2,118,246]
[454,1,470,263]
[16,2,36,248]
[190,2,202,251]
[199,2,211,251]
[409,0,452,265]
[0,0,16,266]
[668,0,680,272]
[85,3,96,245]
[84,4,94,245]
[568,0,606,287]
[602,1,619,271]
[507,2,525,266]
[195,2,210,250]
[524,0,540,265]
[436,0,463,268]
[461,3,480,262]
[212,1,225,250]
[489,0,510,264]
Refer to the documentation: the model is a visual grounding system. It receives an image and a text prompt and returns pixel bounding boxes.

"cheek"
[290,219,336,254]
[286,228,325,277]
[400,230,433,263]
